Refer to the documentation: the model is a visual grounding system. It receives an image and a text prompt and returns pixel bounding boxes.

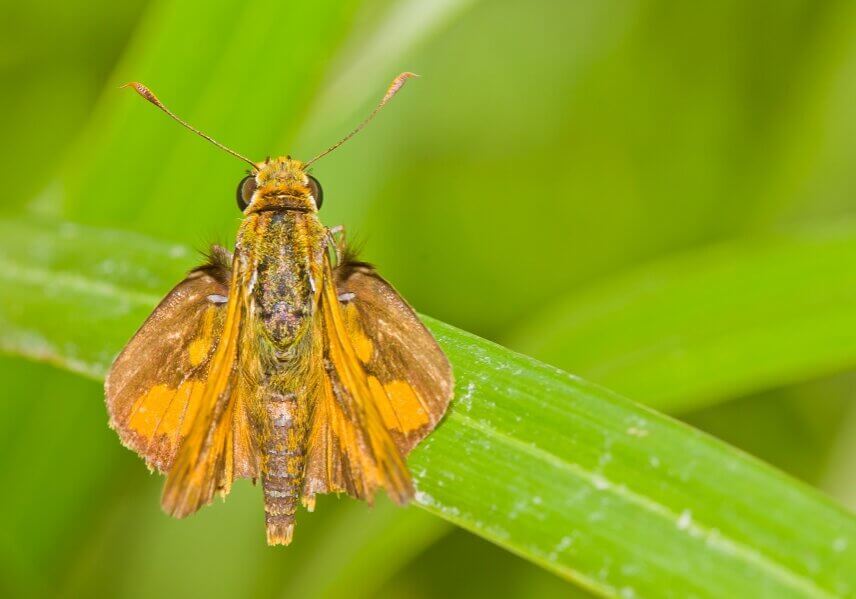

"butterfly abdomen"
[257,331,322,545]
[261,385,308,545]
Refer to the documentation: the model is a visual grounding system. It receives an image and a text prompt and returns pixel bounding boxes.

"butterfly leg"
[327,225,347,264]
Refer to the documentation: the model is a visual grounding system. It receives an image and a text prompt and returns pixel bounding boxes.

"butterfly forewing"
[302,256,453,507]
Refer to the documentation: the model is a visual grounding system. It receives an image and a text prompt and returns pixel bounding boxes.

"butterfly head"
[236,157,323,214]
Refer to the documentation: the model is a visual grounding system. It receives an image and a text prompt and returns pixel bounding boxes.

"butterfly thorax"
[239,157,326,349]
[239,211,325,347]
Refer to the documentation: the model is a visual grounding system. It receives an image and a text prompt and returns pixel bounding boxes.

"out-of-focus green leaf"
[1,217,854,598]
[510,225,856,413]
[318,0,856,341]
[278,502,450,599]
[0,357,120,597]
[380,527,592,598]
[823,401,856,512]
[685,374,856,487]
[0,0,146,212]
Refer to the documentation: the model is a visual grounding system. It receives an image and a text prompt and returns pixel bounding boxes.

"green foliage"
[511,224,856,413]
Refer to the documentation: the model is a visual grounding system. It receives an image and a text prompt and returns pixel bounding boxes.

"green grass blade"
[0,216,854,598]
[510,225,856,413]
[419,321,854,597]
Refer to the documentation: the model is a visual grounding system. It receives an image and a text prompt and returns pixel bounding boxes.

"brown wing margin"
[105,247,259,517]
[302,256,453,508]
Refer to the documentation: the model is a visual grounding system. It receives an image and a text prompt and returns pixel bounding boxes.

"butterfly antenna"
[122,82,257,168]
[305,72,417,167]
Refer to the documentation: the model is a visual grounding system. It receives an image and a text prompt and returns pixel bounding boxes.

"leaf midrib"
[444,411,834,599]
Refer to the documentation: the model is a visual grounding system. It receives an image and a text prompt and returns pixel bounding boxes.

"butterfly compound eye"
[236,175,257,211]
[307,175,323,209]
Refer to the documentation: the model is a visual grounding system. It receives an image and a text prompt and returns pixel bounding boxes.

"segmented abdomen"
[261,388,308,545]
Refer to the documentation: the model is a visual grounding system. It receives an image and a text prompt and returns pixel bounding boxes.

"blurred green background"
[1,0,855,597]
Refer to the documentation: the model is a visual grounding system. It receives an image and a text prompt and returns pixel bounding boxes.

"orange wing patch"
[123,381,205,466]
[187,305,218,366]
[367,377,431,435]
